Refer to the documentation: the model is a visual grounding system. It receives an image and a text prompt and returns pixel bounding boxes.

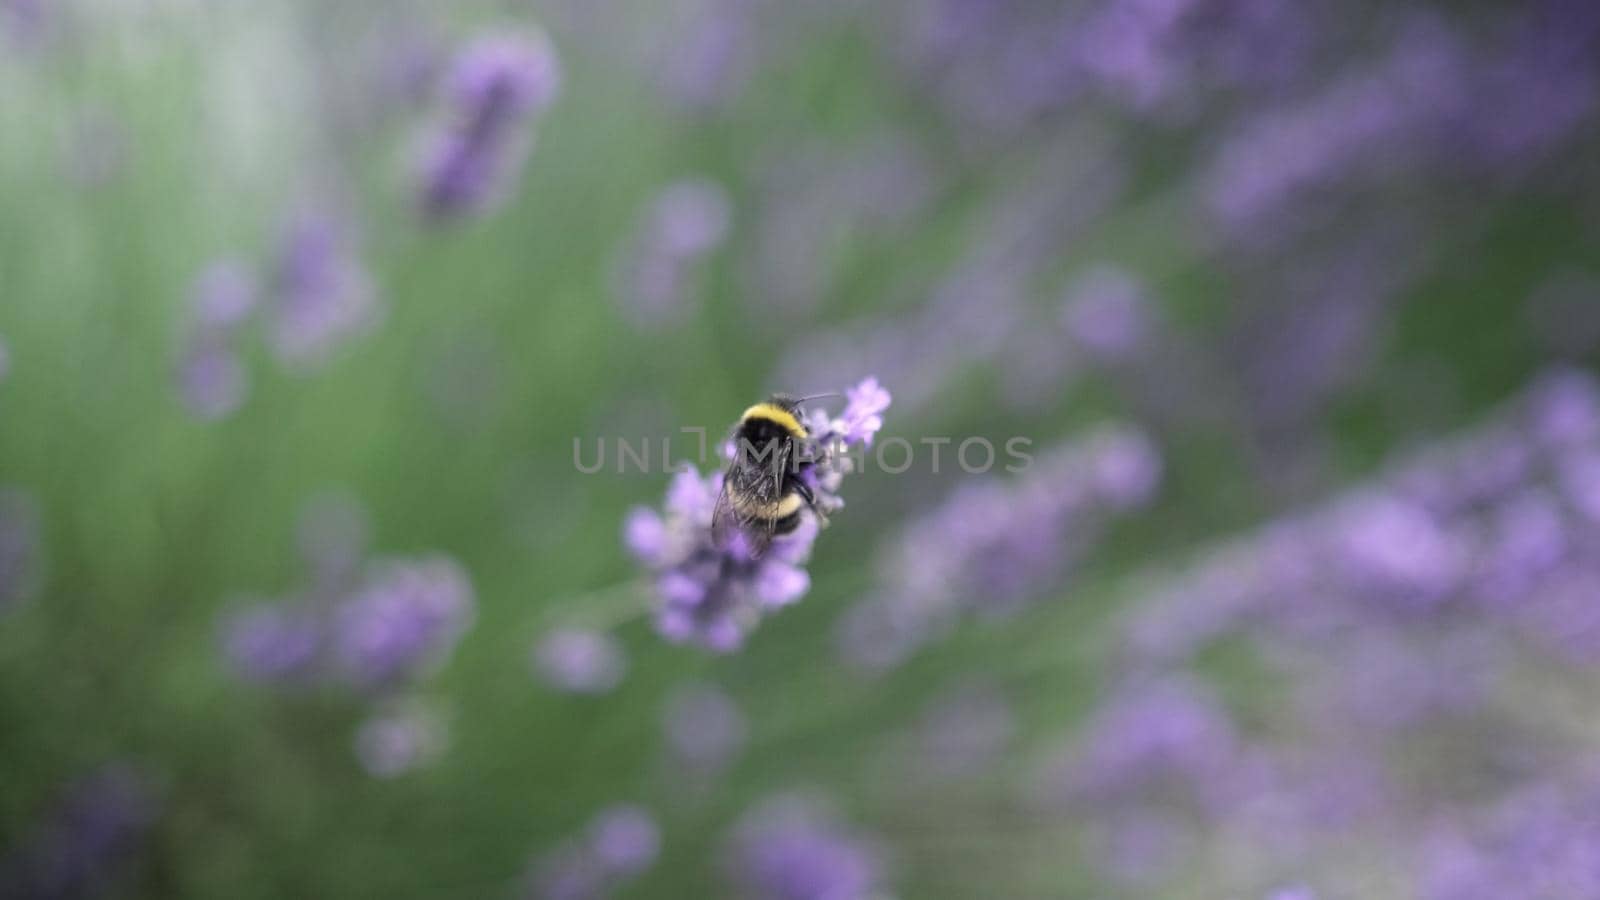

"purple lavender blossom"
[1050,675,1237,803]
[1061,266,1152,362]
[354,702,448,778]
[1421,773,1600,900]
[627,379,887,651]
[1204,8,1600,241]
[1082,809,1195,887]
[219,602,322,683]
[175,261,259,420]
[662,681,747,772]
[176,338,250,421]
[419,31,561,222]
[189,262,258,332]
[897,0,1315,134]
[0,764,158,899]
[532,628,627,694]
[1267,888,1317,900]
[0,488,41,612]
[332,556,474,689]
[836,377,890,447]
[1064,369,1600,895]
[268,212,380,370]
[725,795,885,900]
[0,0,46,49]
[528,805,660,899]
[655,0,756,113]
[613,178,732,328]
[587,805,660,875]
[641,468,816,651]
[838,425,1161,671]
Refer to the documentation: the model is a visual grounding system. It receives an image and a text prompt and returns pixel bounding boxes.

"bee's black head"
[766,393,802,414]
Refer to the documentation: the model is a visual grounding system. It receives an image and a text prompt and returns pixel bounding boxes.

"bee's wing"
[711,463,776,559]
[710,475,741,549]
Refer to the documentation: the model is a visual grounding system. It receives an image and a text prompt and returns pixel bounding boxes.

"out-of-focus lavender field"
[2,0,1599,897]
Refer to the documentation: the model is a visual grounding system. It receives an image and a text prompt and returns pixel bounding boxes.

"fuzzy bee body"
[713,395,824,556]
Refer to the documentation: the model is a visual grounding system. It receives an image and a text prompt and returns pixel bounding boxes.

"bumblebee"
[712,393,831,557]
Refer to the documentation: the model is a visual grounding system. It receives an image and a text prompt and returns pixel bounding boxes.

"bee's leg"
[792,480,830,528]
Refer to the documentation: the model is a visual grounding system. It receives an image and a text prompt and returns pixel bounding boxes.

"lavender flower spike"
[176,261,258,420]
[332,556,475,689]
[419,30,561,222]
[836,377,891,447]
[532,627,627,694]
[269,211,380,370]
[0,764,158,898]
[724,795,886,900]
[626,378,890,651]
[528,805,660,899]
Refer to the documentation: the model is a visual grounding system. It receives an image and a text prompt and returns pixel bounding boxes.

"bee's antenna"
[794,392,842,404]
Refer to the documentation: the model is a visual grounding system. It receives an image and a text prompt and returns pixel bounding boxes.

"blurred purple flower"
[532,628,627,694]
[0,764,158,899]
[175,261,259,421]
[354,702,448,778]
[0,487,41,612]
[838,425,1160,670]
[419,30,561,221]
[613,178,731,328]
[1071,369,1600,894]
[1062,266,1152,362]
[1527,369,1600,450]
[724,795,885,900]
[1,0,46,49]
[656,0,756,113]
[528,805,660,899]
[1421,773,1600,900]
[587,805,660,875]
[1084,809,1195,887]
[268,212,380,370]
[219,603,322,683]
[1205,8,1600,239]
[189,262,259,332]
[176,339,250,422]
[897,0,1315,133]
[332,556,475,689]
[662,681,747,772]
[629,379,887,651]
[1288,629,1496,733]
[1052,675,1237,803]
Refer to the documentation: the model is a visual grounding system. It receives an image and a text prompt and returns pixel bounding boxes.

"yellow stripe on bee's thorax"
[741,403,807,438]
[731,491,806,519]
